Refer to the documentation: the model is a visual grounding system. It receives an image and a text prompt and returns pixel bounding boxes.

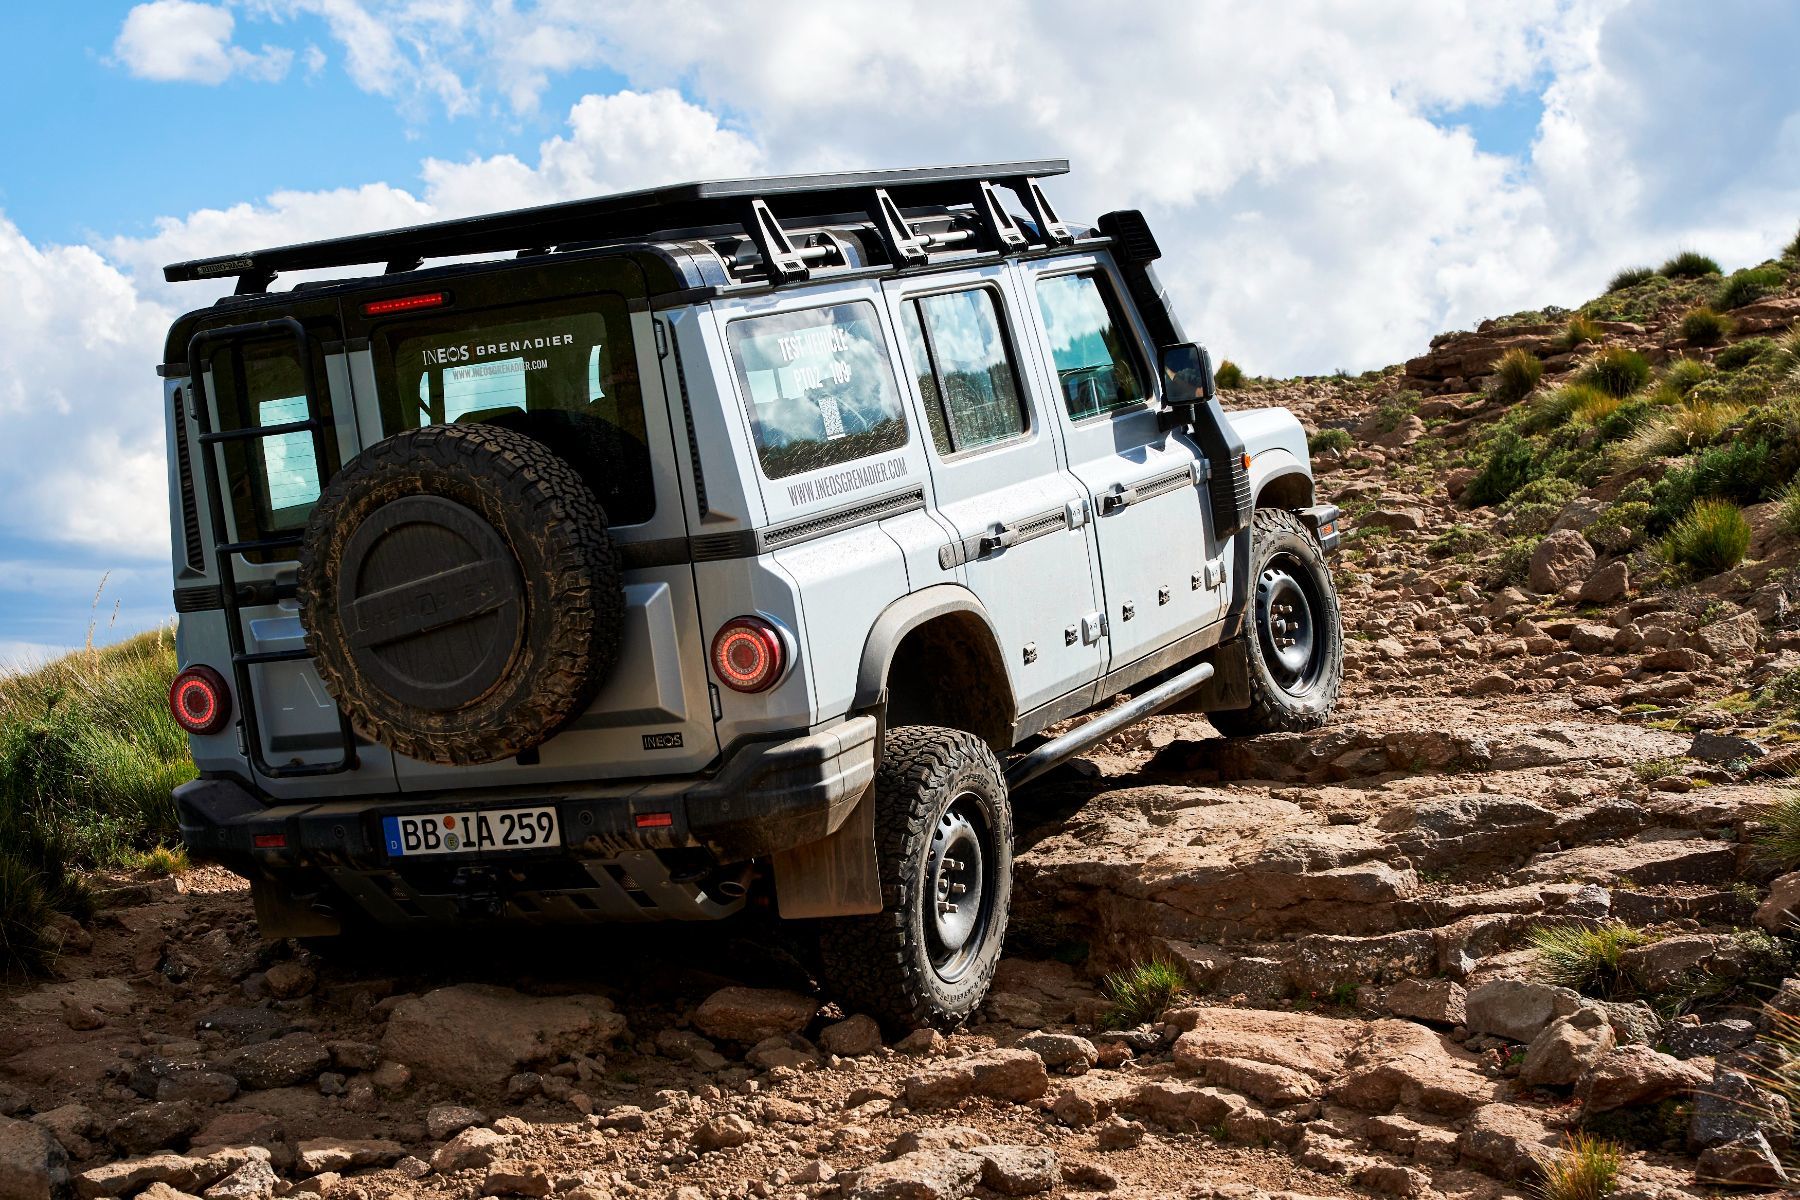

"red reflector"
[361,291,447,316]
[634,812,673,829]
[252,833,287,849]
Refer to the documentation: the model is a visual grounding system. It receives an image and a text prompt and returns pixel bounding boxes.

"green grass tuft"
[1535,1133,1625,1200]
[1579,346,1651,397]
[1606,266,1654,293]
[1556,314,1604,351]
[1755,794,1800,872]
[1787,226,1800,260]
[1662,498,1752,577]
[1661,357,1713,396]
[1778,479,1800,539]
[1714,337,1775,372]
[1529,922,1653,997]
[1714,265,1786,311]
[1492,347,1544,404]
[1307,428,1352,456]
[1659,250,1722,279]
[1214,360,1244,390]
[1678,306,1733,347]
[1101,959,1189,1028]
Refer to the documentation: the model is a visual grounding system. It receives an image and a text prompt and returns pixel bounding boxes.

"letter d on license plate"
[382,806,560,857]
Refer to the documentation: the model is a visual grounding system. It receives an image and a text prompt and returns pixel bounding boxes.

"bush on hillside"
[1491,347,1542,404]
[1214,360,1244,389]
[1714,337,1775,371]
[1307,428,1352,456]
[1647,438,1777,532]
[1715,266,1786,311]
[1623,397,1746,463]
[1465,430,1539,507]
[1662,357,1713,395]
[1679,306,1732,347]
[1781,479,1800,539]
[1579,345,1651,397]
[1660,250,1722,278]
[1556,313,1604,351]
[1663,498,1752,576]
[1606,265,1655,292]
[1787,226,1800,260]
[0,631,191,976]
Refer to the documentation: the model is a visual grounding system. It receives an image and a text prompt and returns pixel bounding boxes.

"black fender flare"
[852,584,1004,714]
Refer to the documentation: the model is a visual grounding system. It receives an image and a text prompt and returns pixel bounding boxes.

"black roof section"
[163,160,1072,293]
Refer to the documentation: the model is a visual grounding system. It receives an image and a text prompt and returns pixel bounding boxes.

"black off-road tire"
[1207,507,1344,737]
[817,726,1013,1030]
[298,423,622,765]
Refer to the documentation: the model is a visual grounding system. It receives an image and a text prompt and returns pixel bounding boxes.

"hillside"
[4,236,1800,1199]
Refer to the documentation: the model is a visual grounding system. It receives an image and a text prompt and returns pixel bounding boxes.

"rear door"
[1014,257,1225,674]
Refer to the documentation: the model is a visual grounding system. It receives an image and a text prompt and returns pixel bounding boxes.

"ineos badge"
[642,732,683,751]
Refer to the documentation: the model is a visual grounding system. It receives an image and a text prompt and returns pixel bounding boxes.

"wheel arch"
[853,585,1014,751]
[1252,456,1314,511]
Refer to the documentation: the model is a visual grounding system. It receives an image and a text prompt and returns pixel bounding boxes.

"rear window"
[726,302,908,480]
[375,293,654,525]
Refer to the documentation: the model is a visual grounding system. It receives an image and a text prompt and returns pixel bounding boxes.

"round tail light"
[710,617,786,693]
[169,665,232,735]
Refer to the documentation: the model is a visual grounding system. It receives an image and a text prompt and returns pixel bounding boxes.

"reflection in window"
[1034,272,1147,419]
[901,289,1028,454]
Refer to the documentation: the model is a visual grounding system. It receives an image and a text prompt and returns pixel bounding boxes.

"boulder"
[294,1139,404,1174]
[425,1105,487,1141]
[1457,1104,1558,1180]
[1528,530,1595,595]
[1383,978,1466,1026]
[259,962,314,1000]
[1692,610,1761,661]
[201,1158,277,1200]
[482,1161,551,1198]
[0,1116,69,1200]
[846,1150,983,1200]
[1519,1008,1615,1087]
[1013,1033,1098,1076]
[222,1035,330,1090]
[1754,871,1800,934]
[1463,979,1585,1042]
[819,1014,883,1058]
[431,1127,511,1174]
[1577,561,1630,605]
[381,985,627,1089]
[1687,730,1762,765]
[1362,508,1425,532]
[903,1049,1048,1108]
[1696,1133,1789,1187]
[689,987,816,1043]
[972,1146,1056,1196]
[1332,1020,1494,1117]
[1576,1045,1709,1113]
[110,1103,201,1155]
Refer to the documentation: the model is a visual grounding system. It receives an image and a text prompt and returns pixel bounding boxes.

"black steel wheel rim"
[1256,552,1323,694]
[925,791,994,983]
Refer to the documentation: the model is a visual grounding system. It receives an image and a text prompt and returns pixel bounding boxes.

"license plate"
[382,807,560,857]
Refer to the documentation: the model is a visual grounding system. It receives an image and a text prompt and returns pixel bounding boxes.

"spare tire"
[297,423,622,765]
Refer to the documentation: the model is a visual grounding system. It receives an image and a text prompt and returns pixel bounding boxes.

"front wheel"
[1207,507,1344,737]
[817,726,1012,1029]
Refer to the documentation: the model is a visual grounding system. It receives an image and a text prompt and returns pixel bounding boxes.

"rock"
[191,1113,283,1151]
[1577,561,1630,604]
[690,987,816,1043]
[1333,1020,1494,1117]
[1687,730,1763,764]
[1519,1008,1615,1087]
[294,1139,404,1174]
[819,1014,882,1058]
[482,1161,551,1197]
[224,1035,331,1090]
[1122,1081,1244,1130]
[1528,530,1594,595]
[201,1158,277,1200]
[1363,508,1425,532]
[0,1116,69,1200]
[426,1105,488,1141]
[1182,1056,1318,1107]
[1755,871,1800,934]
[1170,1007,1358,1083]
[746,1034,817,1071]
[884,1126,988,1158]
[1697,1133,1789,1187]
[694,1114,754,1153]
[1594,1000,1661,1046]
[432,1127,511,1173]
[382,985,627,1089]
[1568,623,1620,654]
[111,1102,201,1155]
[903,1049,1049,1108]
[1383,979,1466,1026]
[1665,1019,1755,1059]
[1619,933,1739,992]
[1014,1033,1098,1075]
[1576,1045,1710,1113]
[1693,611,1761,661]
[1060,1159,1119,1192]
[846,1150,983,1200]
[1463,979,1585,1042]
[895,1029,946,1056]
[654,1028,726,1071]
[1093,1116,1144,1151]
[156,1071,239,1106]
[1689,1053,1792,1148]
[260,962,315,1000]
[972,1146,1056,1196]
[1457,1104,1558,1180]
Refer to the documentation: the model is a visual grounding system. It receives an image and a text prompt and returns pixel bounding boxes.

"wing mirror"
[1158,343,1215,431]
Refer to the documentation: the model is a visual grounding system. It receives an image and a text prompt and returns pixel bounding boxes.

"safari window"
[899,288,1029,455]
[206,335,338,561]
[1033,271,1148,420]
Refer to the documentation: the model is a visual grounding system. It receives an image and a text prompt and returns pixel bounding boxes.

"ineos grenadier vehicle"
[162,161,1343,1026]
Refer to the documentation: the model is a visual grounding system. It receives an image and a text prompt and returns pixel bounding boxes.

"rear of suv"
[162,162,1344,1026]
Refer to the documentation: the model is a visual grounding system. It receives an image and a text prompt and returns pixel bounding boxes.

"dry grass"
[1535,1133,1624,1200]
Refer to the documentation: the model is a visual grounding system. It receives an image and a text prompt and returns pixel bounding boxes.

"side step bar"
[1005,659,1216,789]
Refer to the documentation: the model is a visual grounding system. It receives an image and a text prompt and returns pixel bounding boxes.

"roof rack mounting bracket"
[974,181,1028,252]
[742,197,809,284]
[384,257,423,274]
[1012,176,1072,245]
[234,269,276,296]
[866,188,930,267]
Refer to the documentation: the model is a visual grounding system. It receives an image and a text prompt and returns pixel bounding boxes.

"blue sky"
[0,1,1795,663]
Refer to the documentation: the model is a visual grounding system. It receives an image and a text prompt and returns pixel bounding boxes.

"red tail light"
[710,617,786,693]
[361,292,447,316]
[169,665,232,735]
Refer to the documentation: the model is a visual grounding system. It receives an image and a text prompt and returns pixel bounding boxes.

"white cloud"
[114,0,294,85]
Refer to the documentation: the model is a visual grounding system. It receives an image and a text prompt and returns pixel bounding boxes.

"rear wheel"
[1208,507,1343,737]
[817,726,1012,1029]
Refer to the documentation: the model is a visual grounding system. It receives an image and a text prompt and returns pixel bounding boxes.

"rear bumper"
[178,714,878,870]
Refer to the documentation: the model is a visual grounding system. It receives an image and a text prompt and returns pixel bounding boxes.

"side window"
[726,301,908,480]
[207,335,339,561]
[1033,271,1148,420]
[899,288,1029,455]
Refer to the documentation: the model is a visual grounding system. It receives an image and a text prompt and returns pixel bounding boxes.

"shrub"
[1569,386,1623,425]
[1593,398,1653,443]
[1679,306,1732,346]
[1660,250,1722,278]
[1579,346,1651,397]
[1715,265,1786,311]
[1662,357,1713,395]
[1647,438,1777,531]
[1557,314,1604,351]
[1715,337,1775,371]
[1622,396,1745,463]
[1485,535,1541,587]
[1492,347,1543,404]
[1663,499,1752,576]
[1426,524,1490,559]
[1307,428,1352,456]
[1214,360,1244,390]
[1465,431,1539,507]
[1779,479,1800,538]
[1757,794,1800,872]
[1102,960,1188,1027]
[1530,922,1653,997]
[1535,1133,1625,1200]
[1607,265,1655,292]
[1787,225,1800,260]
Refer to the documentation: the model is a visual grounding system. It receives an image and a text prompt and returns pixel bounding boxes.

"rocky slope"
[6,249,1800,1200]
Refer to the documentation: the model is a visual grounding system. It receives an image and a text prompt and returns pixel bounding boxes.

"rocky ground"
[7,287,1800,1200]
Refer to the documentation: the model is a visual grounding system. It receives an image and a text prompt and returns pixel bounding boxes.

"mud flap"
[1169,637,1253,714]
[770,782,883,918]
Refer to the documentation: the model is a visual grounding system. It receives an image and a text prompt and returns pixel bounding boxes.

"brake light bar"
[361,292,447,316]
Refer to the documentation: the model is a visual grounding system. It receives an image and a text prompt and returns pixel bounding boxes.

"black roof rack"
[163,160,1072,293]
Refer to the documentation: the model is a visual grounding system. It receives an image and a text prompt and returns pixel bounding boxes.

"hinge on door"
[653,318,669,359]
[1194,458,1211,483]
[1204,557,1226,589]
[1082,612,1106,644]
[1065,498,1089,529]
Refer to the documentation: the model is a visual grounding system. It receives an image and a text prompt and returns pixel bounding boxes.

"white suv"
[160,161,1344,1026]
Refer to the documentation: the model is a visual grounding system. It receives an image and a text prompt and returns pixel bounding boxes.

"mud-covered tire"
[297,423,622,765]
[817,726,1012,1030]
[1207,508,1344,737]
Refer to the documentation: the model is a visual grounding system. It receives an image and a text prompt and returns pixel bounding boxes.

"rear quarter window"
[726,301,908,481]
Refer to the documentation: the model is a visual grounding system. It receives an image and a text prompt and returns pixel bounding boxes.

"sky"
[0,0,1797,662]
